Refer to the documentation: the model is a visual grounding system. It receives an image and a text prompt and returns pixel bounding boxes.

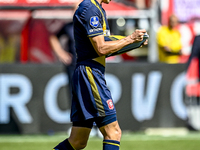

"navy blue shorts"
[70,59,116,123]
[73,114,117,128]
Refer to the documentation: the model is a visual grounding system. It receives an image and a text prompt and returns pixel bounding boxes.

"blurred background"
[0,0,200,135]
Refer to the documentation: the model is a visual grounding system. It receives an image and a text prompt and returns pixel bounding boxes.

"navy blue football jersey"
[73,0,110,62]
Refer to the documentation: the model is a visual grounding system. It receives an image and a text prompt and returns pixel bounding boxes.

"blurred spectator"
[156,14,182,64]
[186,35,200,88]
[49,4,79,99]
[185,35,200,130]
[49,21,76,99]
[0,22,20,63]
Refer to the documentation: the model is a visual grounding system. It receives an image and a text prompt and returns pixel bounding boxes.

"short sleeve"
[83,7,104,37]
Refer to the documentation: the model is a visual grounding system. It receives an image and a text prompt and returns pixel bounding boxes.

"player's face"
[102,0,111,4]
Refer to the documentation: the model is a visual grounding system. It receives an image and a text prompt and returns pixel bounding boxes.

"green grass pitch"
[1,131,200,150]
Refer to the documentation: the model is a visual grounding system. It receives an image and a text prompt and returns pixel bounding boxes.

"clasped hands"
[130,29,148,46]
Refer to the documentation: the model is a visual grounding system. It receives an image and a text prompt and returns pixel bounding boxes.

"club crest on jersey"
[90,16,99,28]
[107,99,114,110]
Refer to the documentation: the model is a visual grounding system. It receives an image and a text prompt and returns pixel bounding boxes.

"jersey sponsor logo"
[107,99,114,110]
[89,28,103,33]
[90,16,99,28]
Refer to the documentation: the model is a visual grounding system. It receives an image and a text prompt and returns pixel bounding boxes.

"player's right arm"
[89,29,148,56]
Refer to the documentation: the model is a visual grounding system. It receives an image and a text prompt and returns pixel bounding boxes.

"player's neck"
[96,0,102,4]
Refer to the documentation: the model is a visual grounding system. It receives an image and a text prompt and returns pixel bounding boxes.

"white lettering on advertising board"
[0,72,187,125]
[44,73,71,124]
[171,72,187,120]
[131,71,162,122]
[0,74,33,124]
